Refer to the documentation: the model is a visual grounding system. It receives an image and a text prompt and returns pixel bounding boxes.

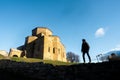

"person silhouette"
[81,39,91,63]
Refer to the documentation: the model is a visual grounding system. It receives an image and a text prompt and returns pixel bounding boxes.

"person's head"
[82,39,86,42]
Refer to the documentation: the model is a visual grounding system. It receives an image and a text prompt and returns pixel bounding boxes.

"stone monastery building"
[9,27,67,62]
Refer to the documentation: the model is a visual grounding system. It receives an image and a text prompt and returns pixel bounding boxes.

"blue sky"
[0,0,120,62]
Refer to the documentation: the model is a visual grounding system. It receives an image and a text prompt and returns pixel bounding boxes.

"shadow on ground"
[0,60,119,80]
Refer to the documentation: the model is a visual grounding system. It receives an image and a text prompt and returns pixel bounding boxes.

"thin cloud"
[110,44,120,51]
[95,28,105,37]
[102,44,120,55]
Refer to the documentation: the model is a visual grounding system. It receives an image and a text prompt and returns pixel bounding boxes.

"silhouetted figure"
[81,39,91,63]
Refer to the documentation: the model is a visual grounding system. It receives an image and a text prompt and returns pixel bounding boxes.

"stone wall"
[32,27,52,36]
[43,35,66,62]
[25,27,66,62]
[0,60,120,80]
[9,48,23,57]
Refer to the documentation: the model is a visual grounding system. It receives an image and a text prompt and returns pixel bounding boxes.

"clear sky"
[0,0,120,62]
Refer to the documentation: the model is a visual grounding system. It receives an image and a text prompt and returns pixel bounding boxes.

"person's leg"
[86,52,91,63]
[82,52,85,63]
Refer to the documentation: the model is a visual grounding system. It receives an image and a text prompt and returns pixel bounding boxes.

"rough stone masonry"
[0,59,119,80]
[9,27,66,62]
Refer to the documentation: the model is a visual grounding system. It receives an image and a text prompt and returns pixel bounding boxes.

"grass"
[0,54,77,65]
[0,54,5,59]
[10,57,75,65]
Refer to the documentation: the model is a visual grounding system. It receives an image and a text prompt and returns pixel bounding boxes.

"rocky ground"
[0,59,119,80]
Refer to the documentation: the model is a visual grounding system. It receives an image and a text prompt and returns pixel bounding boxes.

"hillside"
[0,54,6,59]
[9,57,73,65]
[0,59,119,80]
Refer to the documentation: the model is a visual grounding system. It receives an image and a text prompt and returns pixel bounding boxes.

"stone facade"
[9,27,66,62]
[9,48,24,57]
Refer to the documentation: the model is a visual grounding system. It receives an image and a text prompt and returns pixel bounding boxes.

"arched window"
[13,55,18,57]
[53,47,55,53]
[58,49,60,54]
[63,53,65,58]
[48,47,50,52]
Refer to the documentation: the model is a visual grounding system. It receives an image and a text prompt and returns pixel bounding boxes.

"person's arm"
[81,44,83,52]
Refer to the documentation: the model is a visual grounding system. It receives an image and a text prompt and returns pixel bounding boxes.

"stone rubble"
[0,59,119,80]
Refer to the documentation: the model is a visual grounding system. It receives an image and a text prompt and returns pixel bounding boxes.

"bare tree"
[67,52,80,63]
[74,55,80,62]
